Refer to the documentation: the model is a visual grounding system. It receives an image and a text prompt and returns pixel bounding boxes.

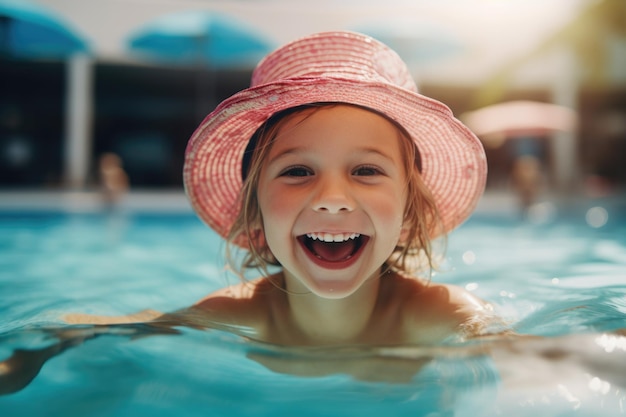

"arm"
[63,309,163,325]
[2,281,265,395]
[0,322,180,396]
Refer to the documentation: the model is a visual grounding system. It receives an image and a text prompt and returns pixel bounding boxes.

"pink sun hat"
[184,31,487,246]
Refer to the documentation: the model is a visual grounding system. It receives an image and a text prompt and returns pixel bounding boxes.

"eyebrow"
[265,146,309,166]
[356,147,396,161]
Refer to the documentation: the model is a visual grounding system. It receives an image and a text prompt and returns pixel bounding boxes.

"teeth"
[306,233,360,242]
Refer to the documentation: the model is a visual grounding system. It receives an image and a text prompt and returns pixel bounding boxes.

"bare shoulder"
[193,277,275,309]
[434,282,493,315]
[395,275,495,341]
[170,277,279,336]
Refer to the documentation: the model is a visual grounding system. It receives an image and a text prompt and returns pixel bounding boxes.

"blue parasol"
[0,0,88,59]
[127,10,273,68]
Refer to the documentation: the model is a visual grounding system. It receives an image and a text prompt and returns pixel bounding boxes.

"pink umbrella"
[461,100,578,146]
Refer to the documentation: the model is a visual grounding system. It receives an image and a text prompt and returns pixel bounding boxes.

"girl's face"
[256,105,408,299]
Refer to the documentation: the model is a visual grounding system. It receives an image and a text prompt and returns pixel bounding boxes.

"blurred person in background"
[98,152,129,209]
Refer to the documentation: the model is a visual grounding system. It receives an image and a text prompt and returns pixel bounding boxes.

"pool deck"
[0,189,623,216]
[0,189,519,212]
[0,190,193,213]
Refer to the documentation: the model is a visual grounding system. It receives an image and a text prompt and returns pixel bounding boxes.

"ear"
[248,210,264,233]
[249,223,265,245]
[398,221,412,245]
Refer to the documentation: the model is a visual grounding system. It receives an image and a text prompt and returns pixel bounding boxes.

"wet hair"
[225,103,443,280]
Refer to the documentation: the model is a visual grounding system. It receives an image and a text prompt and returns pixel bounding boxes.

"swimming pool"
[1,193,625,416]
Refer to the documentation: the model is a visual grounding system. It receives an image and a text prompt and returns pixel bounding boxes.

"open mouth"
[298,232,369,264]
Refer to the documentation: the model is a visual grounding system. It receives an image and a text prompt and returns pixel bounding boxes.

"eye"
[280,166,313,177]
[352,165,383,176]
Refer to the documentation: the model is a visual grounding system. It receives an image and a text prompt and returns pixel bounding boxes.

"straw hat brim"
[184,76,487,247]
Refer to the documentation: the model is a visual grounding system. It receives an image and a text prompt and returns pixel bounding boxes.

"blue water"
[1,198,626,416]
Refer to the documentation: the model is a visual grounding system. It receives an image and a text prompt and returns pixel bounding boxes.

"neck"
[280,271,382,345]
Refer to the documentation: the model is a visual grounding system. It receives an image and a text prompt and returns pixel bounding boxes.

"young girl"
[68,31,492,347]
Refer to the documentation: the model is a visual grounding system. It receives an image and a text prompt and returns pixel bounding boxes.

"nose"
[311,176,355,214]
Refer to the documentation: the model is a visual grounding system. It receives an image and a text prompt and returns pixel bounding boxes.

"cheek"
[259,186,288,221]
[257,184,302,237]
[373,188,406,223]
[257,186,299,260]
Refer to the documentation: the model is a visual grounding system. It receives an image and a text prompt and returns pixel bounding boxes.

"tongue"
[310,239,356,262]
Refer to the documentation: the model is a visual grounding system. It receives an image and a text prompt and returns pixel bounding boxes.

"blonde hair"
[226,103,443,280]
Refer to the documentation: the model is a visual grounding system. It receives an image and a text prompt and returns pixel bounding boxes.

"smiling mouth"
[298,233,369,263]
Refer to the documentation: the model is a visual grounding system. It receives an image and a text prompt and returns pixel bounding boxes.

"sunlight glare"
[586,206,609,228]
[462,251,476,265]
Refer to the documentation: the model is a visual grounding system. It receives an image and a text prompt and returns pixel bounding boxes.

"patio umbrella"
[0,0,88,58]
[127,10,273,68]
[460,100,578,146]
[126,10,273,120]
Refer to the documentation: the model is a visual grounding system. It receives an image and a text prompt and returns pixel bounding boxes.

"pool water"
[1,198,625,416]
